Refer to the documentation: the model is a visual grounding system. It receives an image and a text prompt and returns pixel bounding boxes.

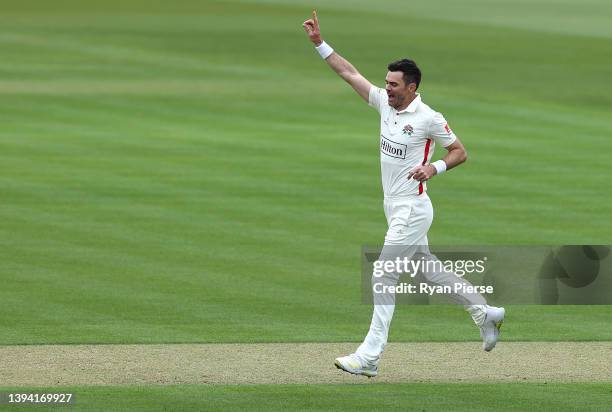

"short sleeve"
[368,86,385,113]
[429,112,457,147]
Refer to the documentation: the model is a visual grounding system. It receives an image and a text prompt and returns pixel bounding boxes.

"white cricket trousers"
[355,193,487,365]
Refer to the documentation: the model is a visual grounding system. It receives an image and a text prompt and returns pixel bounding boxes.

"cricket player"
[303,10,505,377]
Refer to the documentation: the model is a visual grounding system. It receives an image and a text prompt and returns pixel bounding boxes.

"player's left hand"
[408,164,437,182]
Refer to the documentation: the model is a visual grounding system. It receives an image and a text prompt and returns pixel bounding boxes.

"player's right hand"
[302,9,322,46]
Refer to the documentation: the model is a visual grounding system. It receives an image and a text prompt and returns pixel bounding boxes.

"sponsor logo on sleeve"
[444,123,453,135]
[380,135,407,159]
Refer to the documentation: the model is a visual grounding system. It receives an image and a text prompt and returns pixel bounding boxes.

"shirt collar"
[396,93,421,114]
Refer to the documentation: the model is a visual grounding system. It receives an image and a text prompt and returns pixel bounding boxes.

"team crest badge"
[403,124,414,136]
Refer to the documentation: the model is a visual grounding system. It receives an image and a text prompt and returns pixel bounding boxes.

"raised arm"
[302,10,373,102]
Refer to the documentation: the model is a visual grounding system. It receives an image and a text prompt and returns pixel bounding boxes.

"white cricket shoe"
[334,354,378,378]
[480,306,505,352]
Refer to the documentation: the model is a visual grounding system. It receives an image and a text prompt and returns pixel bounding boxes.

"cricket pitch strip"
[1,342,610,386]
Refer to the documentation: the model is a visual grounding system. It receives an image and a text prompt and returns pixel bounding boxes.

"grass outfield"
[1,384,611,411]
[1,0,611,346]
[1,0,611,410]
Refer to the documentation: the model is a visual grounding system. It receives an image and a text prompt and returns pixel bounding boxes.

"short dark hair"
[387,59,421,89]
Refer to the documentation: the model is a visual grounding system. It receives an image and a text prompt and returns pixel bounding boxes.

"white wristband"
[315,41,334,59]
[431,160,447,175]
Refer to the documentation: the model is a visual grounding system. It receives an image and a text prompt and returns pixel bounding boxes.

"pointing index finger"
[313,9,318,24]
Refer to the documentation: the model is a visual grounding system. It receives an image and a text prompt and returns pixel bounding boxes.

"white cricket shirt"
[369,86,457,197]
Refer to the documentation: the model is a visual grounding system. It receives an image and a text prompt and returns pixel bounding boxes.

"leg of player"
[416,250,505,351]
[335,195,432,377]
[335,245,407,378]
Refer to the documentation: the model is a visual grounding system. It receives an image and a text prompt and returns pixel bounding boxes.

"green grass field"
[1,0,611,410]
[2,383,612,411]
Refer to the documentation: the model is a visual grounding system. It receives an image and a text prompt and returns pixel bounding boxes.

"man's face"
[385,71,416,109]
